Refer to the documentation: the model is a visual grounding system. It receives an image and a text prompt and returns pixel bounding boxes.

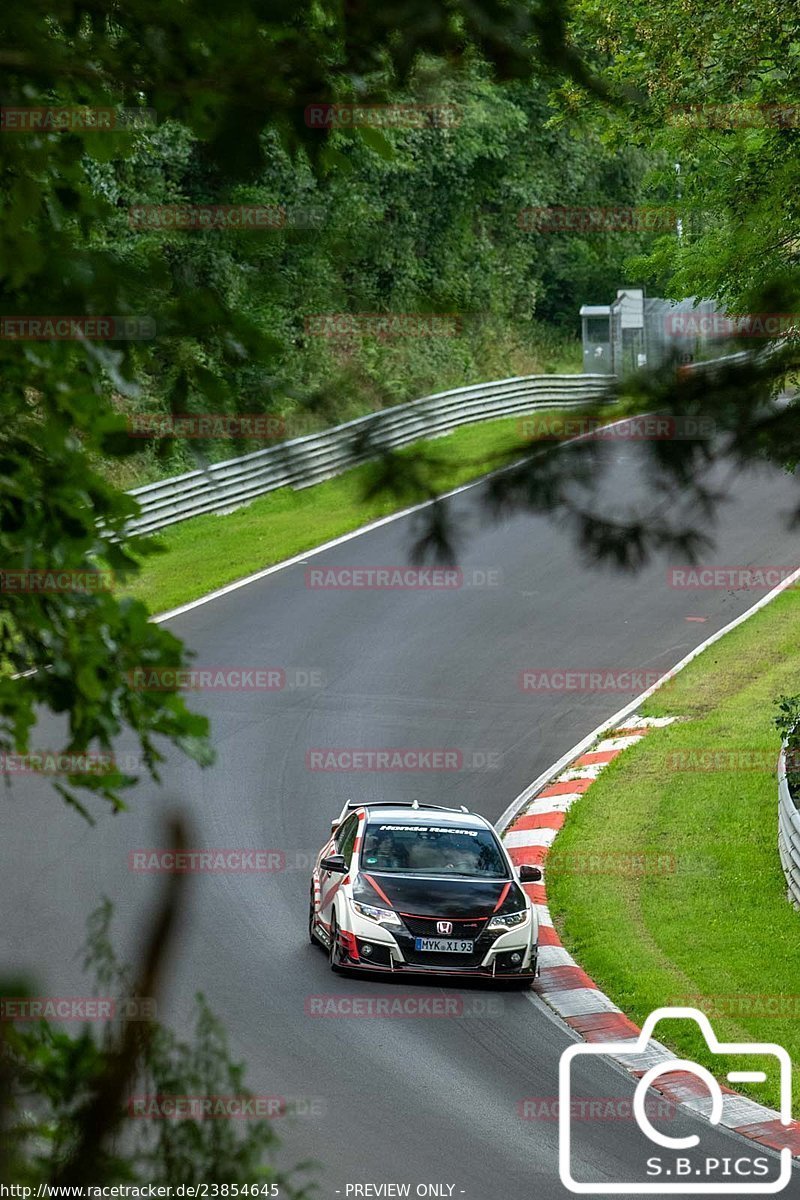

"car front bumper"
[340,923,538,978]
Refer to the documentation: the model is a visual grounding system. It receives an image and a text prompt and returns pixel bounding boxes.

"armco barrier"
[778,746,800,910]
[125,374,614,536]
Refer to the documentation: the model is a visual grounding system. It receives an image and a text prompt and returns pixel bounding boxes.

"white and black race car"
[309,800,542,984]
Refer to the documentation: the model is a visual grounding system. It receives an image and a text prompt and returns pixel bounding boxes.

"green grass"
[123,411,547,614]
[549,585,800,1115]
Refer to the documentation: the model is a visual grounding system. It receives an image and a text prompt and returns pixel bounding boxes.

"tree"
[2,897,308,1188]
[0,0,606,816]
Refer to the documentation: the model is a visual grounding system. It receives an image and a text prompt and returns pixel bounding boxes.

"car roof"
[362,805,491,831]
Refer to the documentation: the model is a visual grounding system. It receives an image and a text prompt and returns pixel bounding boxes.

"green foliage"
[88,68,638,487]
[775,693,800,798]
[774,693,800,740]
[0,390,214,819]
[567,0,800,311]
[1,901,308,1189]
[2,1017,132,1185]
[4,0,796,819]
[137,1005,296,1188]
[0,1,650,815]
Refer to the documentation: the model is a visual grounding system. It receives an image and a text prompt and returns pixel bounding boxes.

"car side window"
[335,814,358,864]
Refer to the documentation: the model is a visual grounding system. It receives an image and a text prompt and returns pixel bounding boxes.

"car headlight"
[487,908,529,932]
[351,899,402,927]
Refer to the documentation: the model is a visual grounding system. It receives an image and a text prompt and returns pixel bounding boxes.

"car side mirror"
[518,864,542,883]
[330,818,341,834]
[320,853,347,874]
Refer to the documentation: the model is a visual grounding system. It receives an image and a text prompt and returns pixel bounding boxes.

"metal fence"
[778,747,800,910]
[126,373,614,536]
[581,292,725,377]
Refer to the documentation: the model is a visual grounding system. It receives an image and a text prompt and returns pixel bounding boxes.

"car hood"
[354,871,514,918]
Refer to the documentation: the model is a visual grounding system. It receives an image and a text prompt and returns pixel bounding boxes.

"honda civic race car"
[309,800,542,984]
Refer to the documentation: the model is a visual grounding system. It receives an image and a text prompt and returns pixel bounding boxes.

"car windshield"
[361,821,508,878]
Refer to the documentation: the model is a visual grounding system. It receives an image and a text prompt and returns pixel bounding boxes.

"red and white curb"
[501,714,800,1161]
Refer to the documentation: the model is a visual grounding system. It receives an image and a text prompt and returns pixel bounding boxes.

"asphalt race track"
[3,439,799,1197]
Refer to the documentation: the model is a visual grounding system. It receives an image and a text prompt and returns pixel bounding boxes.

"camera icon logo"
[559,1006,793,1194]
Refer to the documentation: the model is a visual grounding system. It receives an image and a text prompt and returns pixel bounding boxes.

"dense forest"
[85,67,665,486]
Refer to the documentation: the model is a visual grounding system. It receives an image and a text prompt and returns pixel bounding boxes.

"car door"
[319,812,358,930]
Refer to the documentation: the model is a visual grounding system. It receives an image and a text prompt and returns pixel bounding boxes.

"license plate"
[414,937,474,953]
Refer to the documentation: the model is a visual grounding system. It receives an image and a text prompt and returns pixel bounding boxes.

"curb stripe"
[504,827,560,850]
[509,812,566,833]
[565,1012,641,1041]
[573,749,623,766]
[592,734,646,753]
[537,965,597,992]
[558,764,608,780]
[507,845,548,866]
[537,925,562,946]
[501,712,800,1161]
[537,779,593,797]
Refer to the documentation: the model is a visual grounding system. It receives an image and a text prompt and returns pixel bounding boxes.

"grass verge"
[123,410,551,614]
[548,584,800,1115]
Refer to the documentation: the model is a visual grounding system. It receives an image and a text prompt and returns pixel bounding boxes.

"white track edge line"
[496,564,800,833]
[152,409,634,624]
[499,567,800,1154]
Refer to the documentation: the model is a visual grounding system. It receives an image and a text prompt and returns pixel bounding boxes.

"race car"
[308,800,542,983]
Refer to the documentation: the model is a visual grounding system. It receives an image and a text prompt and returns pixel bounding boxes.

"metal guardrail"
[126,373,614,536]
[684,349,756,372]
[778,746,800,910]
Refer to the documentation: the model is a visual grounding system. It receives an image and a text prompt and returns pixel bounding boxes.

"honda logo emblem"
[436,920,453,935]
